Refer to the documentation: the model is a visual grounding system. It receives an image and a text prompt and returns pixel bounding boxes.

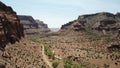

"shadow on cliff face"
[0,64,5,68]
[0,35,7,51]
[0,1,24,51]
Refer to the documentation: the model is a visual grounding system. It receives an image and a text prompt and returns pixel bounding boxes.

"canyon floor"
[0,29,120,68]
[25,29,120,68]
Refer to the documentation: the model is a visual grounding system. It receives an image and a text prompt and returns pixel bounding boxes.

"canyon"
[0,1,120,68]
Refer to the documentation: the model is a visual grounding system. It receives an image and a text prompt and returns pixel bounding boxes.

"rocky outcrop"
[107,44,120,52]
[18,15,50,30]
[18,15,38,29]
[0,1,24,49]
[35,19,48,29]
[18,15,50,34]
[61,12,120,31]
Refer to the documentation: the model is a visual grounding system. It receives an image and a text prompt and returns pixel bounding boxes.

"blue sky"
[1,0,120,28]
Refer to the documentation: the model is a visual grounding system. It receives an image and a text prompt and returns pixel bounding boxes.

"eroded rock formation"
[18,15,49,30]
[35,19,48,29]
[18,15,38,29]
[0,1,24,49]
[61,12,120,31]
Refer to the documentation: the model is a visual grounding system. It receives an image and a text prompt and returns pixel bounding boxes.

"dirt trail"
[41,44,53,68]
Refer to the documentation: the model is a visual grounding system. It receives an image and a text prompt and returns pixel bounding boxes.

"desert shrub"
[44,45,55,59]
[64,58,72,68]
[84,23,103,41]
[30,38,37,42]
[104,64,109,68]
[52,61,59,68]
[73,63,82,68]
[84,32,101,42]
[84,22,93,33]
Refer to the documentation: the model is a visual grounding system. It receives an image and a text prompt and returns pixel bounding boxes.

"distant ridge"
[18,15,49,30]
[50,28,60,32]
[61,12,120,31]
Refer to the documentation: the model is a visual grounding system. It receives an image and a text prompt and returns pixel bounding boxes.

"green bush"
[30,38,37,42]
[73,63,82,68]
[52,61,59,68]
[64,58,72,68]
[104,64,109,68]
[44,45,55,59]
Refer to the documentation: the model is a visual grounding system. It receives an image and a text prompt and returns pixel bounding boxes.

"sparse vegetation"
[104,64,110,68]
[52,61,59,68]
[44,45,55,59]
[30,38,38,42]
[63,58,72,68]
[73,63,82,68]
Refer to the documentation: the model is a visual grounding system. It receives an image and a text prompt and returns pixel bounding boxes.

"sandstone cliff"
[18,15,50,34]
[18,15,49,30]
[18,15,38,29]
[0,1,24,48]
[35,19,48,29]
[61,12,120,31]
